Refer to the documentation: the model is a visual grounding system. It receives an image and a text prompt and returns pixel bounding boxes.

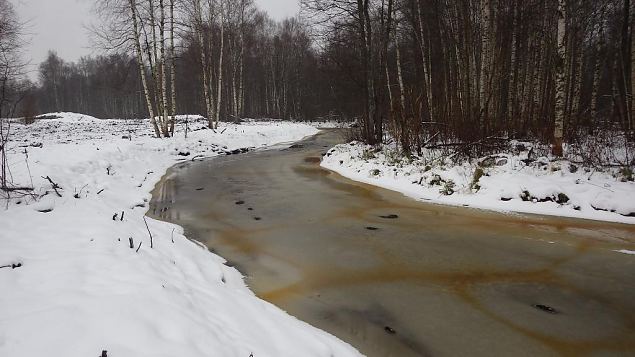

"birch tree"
[553,0,567,156]
[169,0,177,135]
[126,0,160,136]
[215,0,225,129]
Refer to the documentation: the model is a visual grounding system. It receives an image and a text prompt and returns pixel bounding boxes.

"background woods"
[32,0,325,130]
[302,0,635,156]
[5,0,635,157]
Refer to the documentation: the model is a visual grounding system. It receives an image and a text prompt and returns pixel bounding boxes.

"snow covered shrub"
[361,148,377,161]
[619,167,634,182]
[565,128,634,167]
[471,167,485,191]
[556,193,569,204]
[440,180,455,195]
[568,163,578,173]
[520,190,532,201]
[383,149,404,166]
[429,174,443,186]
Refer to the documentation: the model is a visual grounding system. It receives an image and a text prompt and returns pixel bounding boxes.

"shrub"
[429,174,444,186]
[520,190,531,201]
[556,193,569,204]
[361,149,376,160]
[471,167,484,191]
[619,167,634,182]
[440,180,455,195]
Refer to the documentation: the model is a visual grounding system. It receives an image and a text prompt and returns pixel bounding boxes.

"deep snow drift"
[0,113,361,357]
[322,140,635,225]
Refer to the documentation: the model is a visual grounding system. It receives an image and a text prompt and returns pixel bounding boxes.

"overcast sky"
[11,0,300,79]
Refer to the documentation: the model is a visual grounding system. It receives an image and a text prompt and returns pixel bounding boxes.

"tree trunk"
[159,0,169,136]
[238,1,245,118]
[147,0,161,131]
[416,0,432,123]
[215,1,225,129]
[129,0,160,137]
[195,0,213,128]
[553,0,567,156]
[479,0,491,135]
[631,0,635,132]
[169,0,177,135]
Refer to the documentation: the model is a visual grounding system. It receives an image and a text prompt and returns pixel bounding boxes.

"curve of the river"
[149,129,635,357]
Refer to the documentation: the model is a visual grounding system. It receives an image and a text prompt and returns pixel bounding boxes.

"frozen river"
[150,129,635,356]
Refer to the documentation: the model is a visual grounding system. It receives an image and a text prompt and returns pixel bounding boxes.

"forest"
[3,0,635,159]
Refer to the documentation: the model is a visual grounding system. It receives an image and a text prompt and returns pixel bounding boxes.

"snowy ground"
[322,140,635,225]
[0,113,361,357]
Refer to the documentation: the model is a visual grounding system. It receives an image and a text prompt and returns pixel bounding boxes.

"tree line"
[6,0,635,159]
[29,2,326,132]
[302,0,635,156]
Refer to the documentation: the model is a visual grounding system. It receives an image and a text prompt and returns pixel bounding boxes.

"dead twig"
[143,216,154,248]
[0,262,22,269]
[42,176,62,197]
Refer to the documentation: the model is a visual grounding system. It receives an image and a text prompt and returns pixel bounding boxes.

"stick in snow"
[136,241,142,253]
[0,263,22,269]
[129,237,134,249]
[42,176,62,197]
[143,216,154,248]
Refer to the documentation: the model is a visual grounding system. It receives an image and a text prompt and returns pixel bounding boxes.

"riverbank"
[0,113,360,357]
[321,141,635,225]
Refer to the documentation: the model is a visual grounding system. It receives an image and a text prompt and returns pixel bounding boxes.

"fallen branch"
[42,176,62,197]
[422,132,440,148]
[1,186,33,192]
[0,262,22,269]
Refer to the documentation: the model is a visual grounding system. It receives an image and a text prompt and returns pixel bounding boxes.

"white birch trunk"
[195,0,213,128]
[554,0,567,156]
[159,0,169,136]
[215,0,224,129]
[129,0,160,137]
[169,0,176,135]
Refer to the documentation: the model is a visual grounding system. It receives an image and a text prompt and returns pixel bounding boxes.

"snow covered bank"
[322,141,635,224]
[0,114,360,357]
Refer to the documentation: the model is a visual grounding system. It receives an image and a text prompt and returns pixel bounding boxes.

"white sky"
[11,0,300,79]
